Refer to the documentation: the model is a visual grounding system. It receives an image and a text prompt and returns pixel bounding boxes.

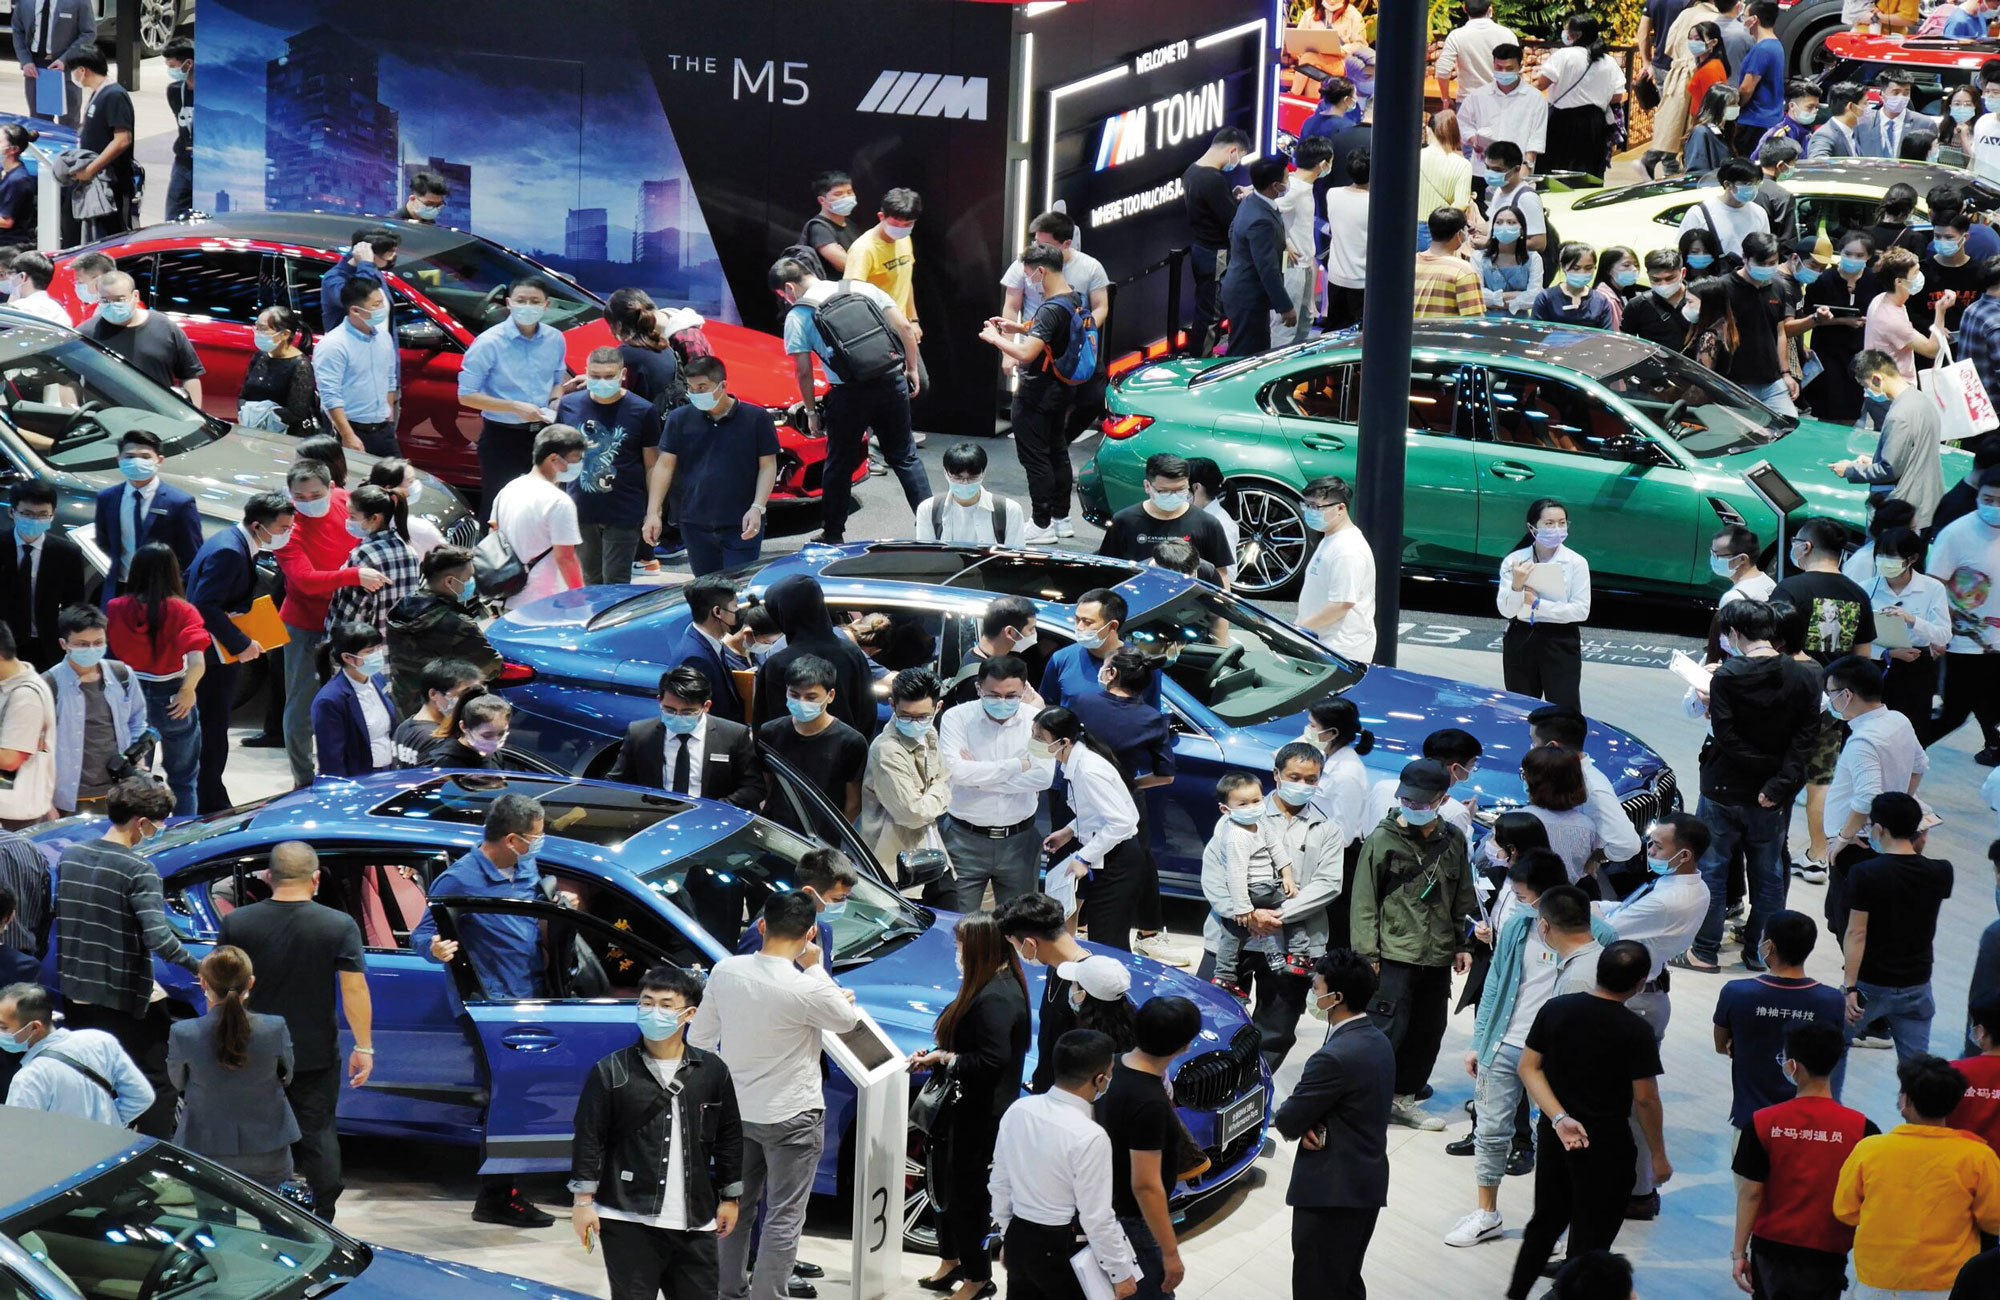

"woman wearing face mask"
[1682,78,1738,176]
[105,542,207,815]
[236,305,319,434]
[368,456,444,558]
[1517,746,1608,889]
[1591,245,1641,329]
[385,545,500,715]
[311,620,399,780]
[1532,242,1614,329]
[909,912,1029,1300]
[1860,526,1950,729]
[418,688,512,769]
[1468,206,1542,316]
[1302,696,1374,855]
[1944,85,1983,156]
[1802,232,1881,423]
[322,485,419,640]
[1036,706,1144,952]
[1863,246,1952,388]
[1533,13,1626,179]
[0,124,39,249]
[1678,226,1725,284]
[1496,498,1591,711]
[166,946,301,1190]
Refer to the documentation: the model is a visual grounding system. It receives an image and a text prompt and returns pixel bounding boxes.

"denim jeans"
[1693,796,1788,962]
[1745,376,1799,418]
[681,523,762,579]
[1474,1042,1529,1188]
[140,678,201,816]
[1850,980,1935,1062]
[1120,1214,1173,1300]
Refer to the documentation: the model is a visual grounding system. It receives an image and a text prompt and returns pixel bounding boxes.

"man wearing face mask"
[644,356,778,577]
[1096,454,1234,583]
[1040,589,1160,711]
[1808,81,1866,160]
[938,656,1054,909]
[313,280,401,457]
[0,982,154,1125]
[1348,758,1479,1131]
[1927,467,2000,762]
[40,604,147,818]
[274,460,384,787]
[555,347,656,586]
[1460,45,1546,173]
[50,775,193,1137]
[459,276,571,510]
[92,429,201,606]
[858,666,950,869]
[572,965,743,1300]
[391,171,449,225]
[1836,350,1945,530]
[1296,474,1376,661]
[1,479,83,672]
[729,850,854,980]
[5,251,66,327]
[1717,230,1802,414]
[317,228,401,333]
[665,578,747,724]
[914,442,1027,548]
[489,424,587,609]
[1272,948,1394,1300]
[389,657,481,768]
[410,793,561,1225]
[1714,910,1848,1129]
[801,170,859,275]
[385,549,500,717]
[81,272,204,408]
[188,492,294,810]
[842,187,928,392]
[612,665,760,808]
[1180,128,1249,358]
[982,243,1088,544]
[1859,70,1936,158]
[1619,250,1697,351]
[1680,159,1771,262]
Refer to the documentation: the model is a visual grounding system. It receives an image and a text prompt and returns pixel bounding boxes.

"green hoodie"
[1347,811,1479,968]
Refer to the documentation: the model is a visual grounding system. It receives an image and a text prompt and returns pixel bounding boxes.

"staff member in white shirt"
[938,655,1055,910]
[913,442,1026,546]
[1459,44,1548,171]
[1496,497,1591,712]
[687,892,859,1300]
[1435,0,1518,106]
[1860,525,1950,730]
[1820,655,1929,937]
[1526,706,1644,869]
[1036,705,1143,953]
[1274,136,1334,349]
[1296,475,1378,662]
[989,1029,1140,1300]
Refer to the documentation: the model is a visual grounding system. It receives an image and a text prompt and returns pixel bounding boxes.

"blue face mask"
[509,303,546,328]
[1494,71,1521,89]
[660,709,702,735]
[1747,263,1778,285]
[821,899,848,917]
[1686,253,1715,271]
[949,479,983,502]
[1865,383,1891,404]
[117,455,155,483]
[1613,269,1639,288]
[98,299,134,325]
[1955,104,1979,124]
[292,494,331,518]
[1796,266,1822,286]
[1150,491,1188,512]
[12,516,49,542]
[0,1027,27,1053]
[366,305,390,329]
[1302,507,1328,531]
[587,377,622,400]
[636,1006,682,1042]
[1400,803,1439,827]
[1077,627,1107,650]
[253,330,281,354]
[1492,223,1521,245]
[1935,238,1963,259]
[344,518,370,540]
[1277,779,1317,806]
[1710,552,1737,578]
[688,389,721,412]
[412,200,443,219]
[1646,854,1677,876]
[1564,269,1594,291]
[1839,254,1867,275]
[981,696,1021,721]
[1731,184,1760,205]
[786,696,826,723]
[1484,169,1509,190]
[167,63,188,83]
[356,651,387,677]
[1979,503,2000,528]
[66,645,105,669]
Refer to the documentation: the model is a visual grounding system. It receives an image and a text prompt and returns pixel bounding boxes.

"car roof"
[67,211,517,263]
[1568,158,1971,210]
[1826,32,2000,69]
[1186,317,1666,384]
[0,1106,144,1212]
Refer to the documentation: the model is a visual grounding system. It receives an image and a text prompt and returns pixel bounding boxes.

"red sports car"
[48,213,855,503]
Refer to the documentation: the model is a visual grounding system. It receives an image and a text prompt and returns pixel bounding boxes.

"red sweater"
[273,488,357,631]
[105,595,210,677]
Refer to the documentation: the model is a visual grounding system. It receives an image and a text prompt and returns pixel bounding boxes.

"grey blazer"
[10,0,96,67]
[167,1011,301,1156]
[1272,1016,1395,1209]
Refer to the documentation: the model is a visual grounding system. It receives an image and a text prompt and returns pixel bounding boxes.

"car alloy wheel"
[1799,23,1840,79]
[904,1132,939,1253]
[1229,484,1311,597]
[138,0,180,56]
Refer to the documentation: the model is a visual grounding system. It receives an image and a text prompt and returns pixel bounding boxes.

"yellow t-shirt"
[1876,0,1923,32]
[844,229,916,317]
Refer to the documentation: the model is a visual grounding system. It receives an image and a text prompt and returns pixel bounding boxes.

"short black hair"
[1272,741,1322,774]
[1078,588,1127,626]
[1596,940,1651,996]
[1313,947,1379,1008]
[118,428,164,457]
[1020,242,1063,274]
[421,657,484,700]
[1971,998,2000,1044]
[980,597,1035,641]
[1292,135,1335,172]
[1421,728,1482,766]
[1249,157,1289,192]
[507,274,552,300]
[163,37,195,63]
[1133,996,1201,1057]
[532,424,587,466]
[659,664,712,704]
[1869,790,1923,840]
[1826,654,1884,701]
[784,653,838,693]
[1762,910,1817,967]
[57,604,106,638]
[1052,1029,1116,1087]
[1151,537,1200,576]
[1507,848,1569,897]
[1550,1252,1634,1300]
[880,187,923,220]
[685,355,727,387]
[67,48,107,76]
[1899,1054,1970,1120]
[1028,210,1077,243]
[761,890,820,941]
[243,490,296,530]
[1485,139,1523,171]
[9,479,55,511]
[1657,811,1711,863]
[340,275,384,311]
[812,170,852,199]
[1303,474,1353,509]
[1795,516,1849,554]
[1428,207,1468,243]
[408,170,449,199]
[1714,523,1760,560]
[1527,706,1587,750]
[1211,126,1252,150]
[1785,1022,1847,1078]
[995,891,1066,941]
[12,250,51,291]
[979,652,1030,685]
[799,847,861,894]
[942,442,987,478]
[1716,598,1777,643]
[890,667,941,705]
[1144,453,1189,483]
[638,965,702,1006]
[684,576,737,625]
[106,774,174,824]
[1536,884,1593,933]
[483,792,544,842]
[1718,158,1761,187]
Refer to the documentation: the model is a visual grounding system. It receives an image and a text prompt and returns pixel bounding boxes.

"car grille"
[1172,1024,1262,1110]
[1620,768,1679,838]
[445,515,482,547]
[1184,1125,1264,1193]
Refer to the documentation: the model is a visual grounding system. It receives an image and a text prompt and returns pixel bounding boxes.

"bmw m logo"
[1096,107,1148,170]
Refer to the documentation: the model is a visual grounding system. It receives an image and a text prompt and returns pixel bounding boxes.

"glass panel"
[1268,363,1352,421]
[1487,369,1629,454]
[1407,365,1465,437]
[1594,349,1792,456]
[367,774,693,846]
[0,333,224,471]
[395,239,604,336]
[1124,590,1364,725]
[147,251,280,326]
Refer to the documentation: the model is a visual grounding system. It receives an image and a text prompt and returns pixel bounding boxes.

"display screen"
[1744,461,1808,516]
[835,1018,899,1072]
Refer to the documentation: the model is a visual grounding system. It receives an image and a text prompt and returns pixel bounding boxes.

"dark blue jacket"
[94,480,202,600]
[319,259,385,333]
[185,526,258,657]
[1219,193,1290,321]
[669,624,743,723]
[310,671,399,779]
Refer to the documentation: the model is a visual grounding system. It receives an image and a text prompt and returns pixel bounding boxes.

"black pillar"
[114,0,140,92]
[1353,0,1425,666]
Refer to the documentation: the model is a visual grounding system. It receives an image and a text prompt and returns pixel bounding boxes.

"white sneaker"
[1023,523,1059,545]
[1390,1094,1446,1131]
[1131,933,1189,967]
[1793,859,1829,886]
[1442,1209,1504,1248]
[1055,519,1076,538]
[1851,1034,1893,1050]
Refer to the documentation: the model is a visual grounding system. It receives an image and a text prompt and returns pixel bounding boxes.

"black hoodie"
[1700,650,1823,806]
[386,590,502,716]
[751,573,877,737]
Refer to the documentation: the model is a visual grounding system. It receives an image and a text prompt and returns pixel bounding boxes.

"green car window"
[1598,349,1792,457]
[1123,590,1363,725]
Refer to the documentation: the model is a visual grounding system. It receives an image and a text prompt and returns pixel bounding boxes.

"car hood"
[698,318,820,412]
[1729,416,1966,531]
[345,1247,596,1300]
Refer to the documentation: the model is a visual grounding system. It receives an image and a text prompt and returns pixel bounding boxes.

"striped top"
[1412,252,1487,319]
[53,837,199,1016]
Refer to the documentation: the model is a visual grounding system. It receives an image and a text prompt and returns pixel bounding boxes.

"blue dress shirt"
[410,846,543,999]
[1039,642,1161,711]
[9,1026,155,1126]
[459,319,568,424]
[312,319,400,424]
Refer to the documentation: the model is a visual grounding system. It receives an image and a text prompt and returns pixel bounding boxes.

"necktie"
[671,735,691,795]
[18,541,32,637]
[124,487,141,579]
[36,0,52,61]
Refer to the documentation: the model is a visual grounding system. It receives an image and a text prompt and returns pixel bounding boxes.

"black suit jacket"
[1272,1016,1394,1209]
[0,532,86,668]
[608,714,761,809]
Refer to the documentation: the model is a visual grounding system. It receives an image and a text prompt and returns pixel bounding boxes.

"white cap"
[1056,955,1131,1002]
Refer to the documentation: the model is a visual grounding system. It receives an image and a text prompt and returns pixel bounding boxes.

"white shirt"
[354,673,393,768]
[1275,172,1318,259]
[1841,542,1878,587]
[1581,753,1643,863]
[1204,498,1240,560]
[686,952,858,1124]
[1862,571,1952,653]
[1678,197,1771,258]
[1594,871,1711,979]
[9,290,71,327]
[1527,804,1605,884]
[1435,16,1518,96]
[1823,705,1928,838]
[1363,775,1474,841]
[489,471,583,607]
[663,715,708,798]
[1459,82,1549,167]
[1487,180,1547,238]
[595,1056,718,1233]
[1503,928,1567,1048]
[939,698,1055,827]
[1314,743,1370,847]
[1495,543,1592,624]
[1973,111,2000,180]
[1540,46,1626,111]
[1721,571,1778,607]
[1927,512,2000,653]
[1322,187,1371,290]
[1299,526,1377,661]
[1062,743,1140,868]
[915,489,1026,547]
[1002,248,1109,320]
[989,1089,1139,1284]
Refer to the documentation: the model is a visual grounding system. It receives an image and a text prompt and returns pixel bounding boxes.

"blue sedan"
[27,768,1269,1249]
[485,542,1680,896]
[0,1106,594,1300]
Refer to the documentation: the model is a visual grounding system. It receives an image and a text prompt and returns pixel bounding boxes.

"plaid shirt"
[54,837,199,1016]
[1413,252,1487,319]
[326,529,421,635]
[1958,291,2000,403]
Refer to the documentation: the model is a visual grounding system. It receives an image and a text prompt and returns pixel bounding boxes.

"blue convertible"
[27,769,1269,1249]
[485,542,1680,895]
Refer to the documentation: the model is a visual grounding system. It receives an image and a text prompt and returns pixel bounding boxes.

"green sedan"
[1079,318,1952,600]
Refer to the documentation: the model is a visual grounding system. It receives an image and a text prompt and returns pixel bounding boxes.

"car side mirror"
[397,319,447,351]
[895,848,949,890]
[1601,433,1661,466]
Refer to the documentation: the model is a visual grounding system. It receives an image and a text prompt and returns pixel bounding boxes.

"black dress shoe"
[1445,1131,1477,1157]
[792,1263,824,1280]
[1624,1191,1660,1220]
[241,733,283,748]
[917,1268,964,1293]
[963,1284,997,1300]
[787,1281,817,1300]
[1506,1145,1535,1177]
[1541,1255,1566,1278]
[1979,747,2000,767]
[1414,1083,1434,1101]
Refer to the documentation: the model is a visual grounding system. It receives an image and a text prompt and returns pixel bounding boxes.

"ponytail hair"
[1033,704,1125,776]
[364,458,415,541]
[319,620,385,682]
[1307,696,1374,756]
[349,483,402,542]
[434,684,511,741]
[1103,645,1164,697]
[607,287,668,350]
[201,945,255,1070]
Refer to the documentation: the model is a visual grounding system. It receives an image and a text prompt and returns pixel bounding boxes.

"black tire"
[1228,482,1312,599]
[1797,19,1844,82]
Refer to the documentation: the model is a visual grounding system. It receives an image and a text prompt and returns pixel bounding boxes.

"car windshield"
[1,1145,368,1300]
[639,821,926,966]
[590,557,778,631]
[395,238,604,336]
[0,331,223,470]
[1124,590,1363,724]
[1598,348,1793,456]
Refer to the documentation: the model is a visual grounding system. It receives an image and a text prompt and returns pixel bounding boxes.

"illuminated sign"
[1093,80,1228,170]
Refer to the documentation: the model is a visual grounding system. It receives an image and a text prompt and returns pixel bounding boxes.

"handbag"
[1918,336,2000,443]
[911,1060,958,1212]
[471,527,551,601]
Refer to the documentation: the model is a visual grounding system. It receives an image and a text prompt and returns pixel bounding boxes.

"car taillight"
[1103,414,1154,440]
[495,662,537,685]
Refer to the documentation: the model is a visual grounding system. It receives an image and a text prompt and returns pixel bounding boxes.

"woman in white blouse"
[1533,13,1627,179]
[1035,706,1144,953]
[1495,497,1592,711]
[1302,697,1373,845]
[1862,525,1950,731]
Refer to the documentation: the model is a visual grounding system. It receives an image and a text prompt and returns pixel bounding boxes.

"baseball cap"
[1396,758,1452,802]
[1056,955,1131,1003]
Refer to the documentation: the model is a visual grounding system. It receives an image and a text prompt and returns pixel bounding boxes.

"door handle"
[500,1028,560,1052]
[1300,435,1346,451]
[1488,461,1535,481]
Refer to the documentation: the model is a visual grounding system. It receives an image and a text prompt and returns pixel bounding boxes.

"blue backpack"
[1039,293,1098,386]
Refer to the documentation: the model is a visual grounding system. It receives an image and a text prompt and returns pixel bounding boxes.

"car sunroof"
[370,775,695,846]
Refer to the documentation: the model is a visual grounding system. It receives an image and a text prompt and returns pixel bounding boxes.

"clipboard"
[732,666,756,720]
[1870,607,1914,650]
[217,595,290,664]
[33,65,63,120]
[1668,649,1714,693]
[1511,561,1566,620]
[1069,1247,1116,1300]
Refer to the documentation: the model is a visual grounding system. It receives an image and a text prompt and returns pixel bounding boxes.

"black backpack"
[810,281,906,384]
[781,241,829,282]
